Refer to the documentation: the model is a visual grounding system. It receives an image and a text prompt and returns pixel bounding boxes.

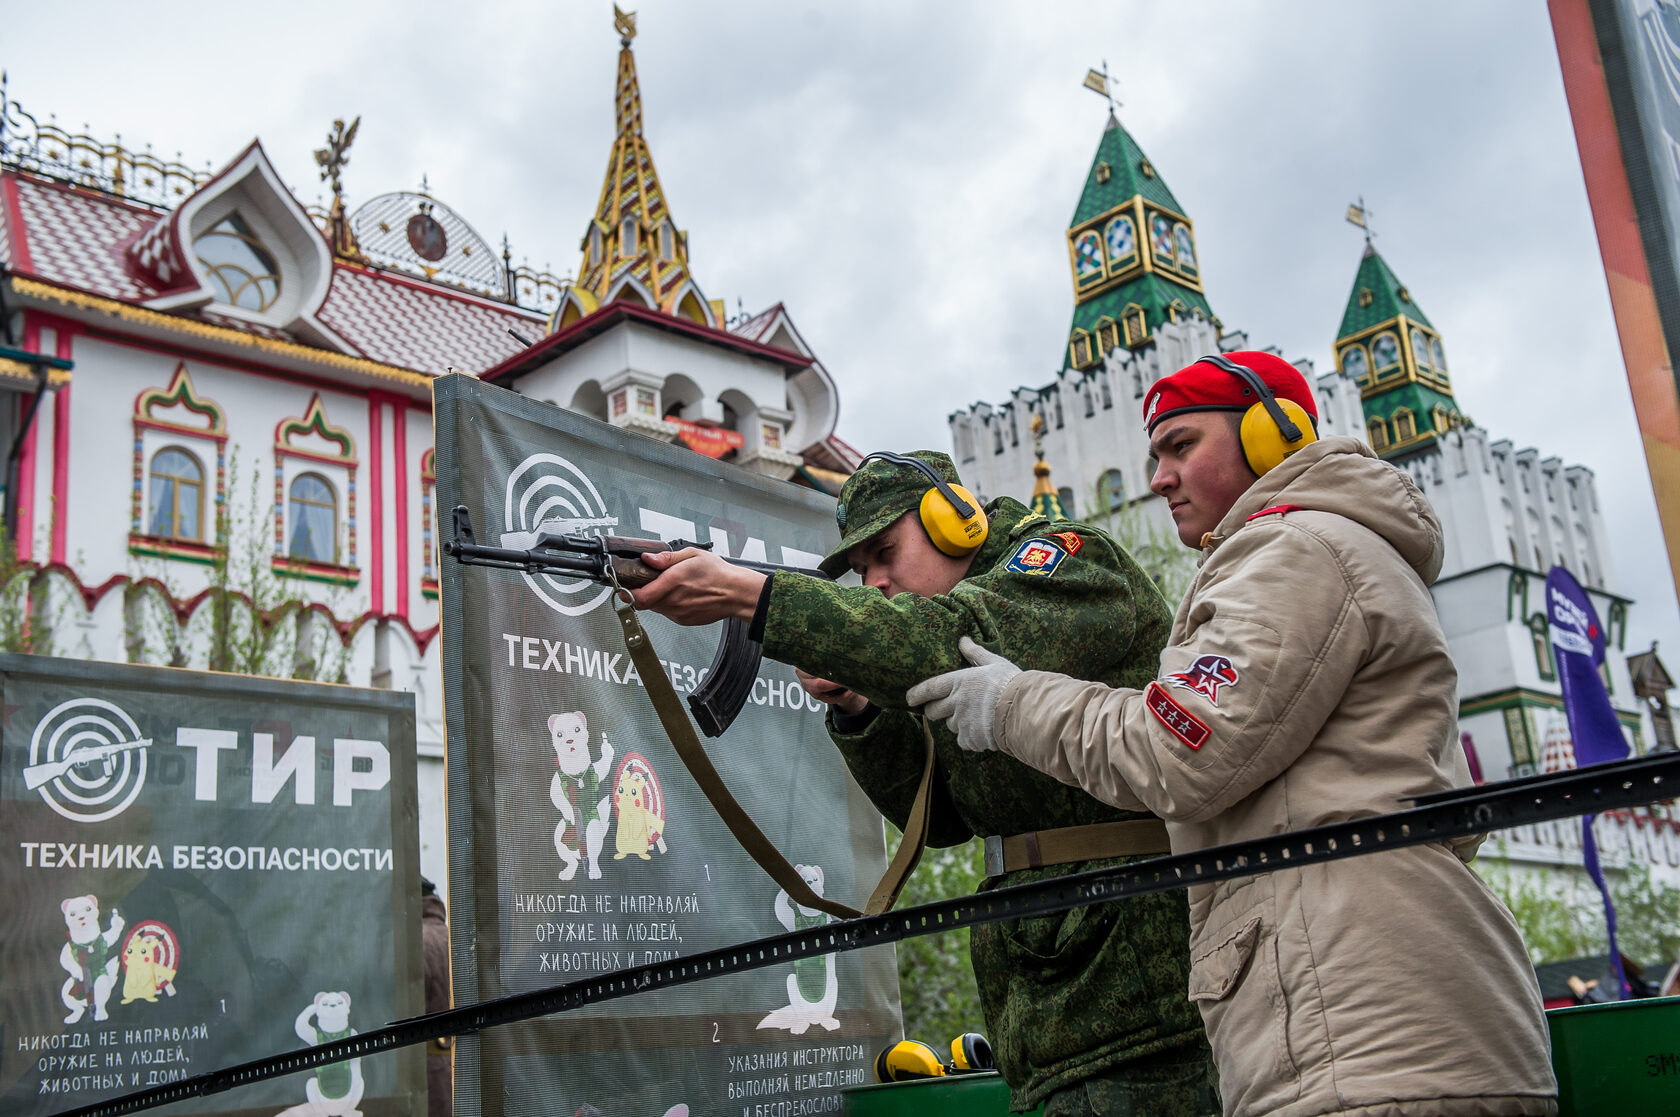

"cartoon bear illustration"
[280,991,364,1117]
[756,865,840,1035]
[612,753,667,861]
[120,932,177,1004]
[59,895,123,1024]
[549,711,612,881]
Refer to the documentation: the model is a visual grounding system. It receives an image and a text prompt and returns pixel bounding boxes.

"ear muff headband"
[857,452,989,557]
[1194,353,1319,476]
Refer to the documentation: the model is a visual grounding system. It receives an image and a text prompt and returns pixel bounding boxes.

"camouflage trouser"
[1038,1052,1220,1117]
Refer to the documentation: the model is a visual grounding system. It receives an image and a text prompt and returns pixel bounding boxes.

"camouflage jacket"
[762,497,1212,1110]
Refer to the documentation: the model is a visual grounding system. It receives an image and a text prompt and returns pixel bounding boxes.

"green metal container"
[842,1071,1041,1117]
[1547,995,1680,1115]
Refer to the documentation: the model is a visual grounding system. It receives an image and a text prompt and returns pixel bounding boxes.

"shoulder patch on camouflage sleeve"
[1047,530,1083,555]
[1145,682,1210,749]
[1005,537,1066,577]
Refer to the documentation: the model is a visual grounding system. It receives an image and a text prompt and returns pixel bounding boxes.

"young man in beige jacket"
[909,352,1558,1117]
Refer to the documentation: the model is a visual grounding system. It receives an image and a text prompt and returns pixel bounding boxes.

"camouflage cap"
[819,451,966,577]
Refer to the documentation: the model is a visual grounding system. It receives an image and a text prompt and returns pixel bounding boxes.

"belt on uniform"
[984,818,1172,877]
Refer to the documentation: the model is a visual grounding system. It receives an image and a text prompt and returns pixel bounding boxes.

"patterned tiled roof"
[317,267,535,373]
[10,175,156,300]
[3,171,544,375]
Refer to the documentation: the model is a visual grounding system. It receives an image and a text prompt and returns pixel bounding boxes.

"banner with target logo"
[434,374,899,1117]
[0,656,424,1117]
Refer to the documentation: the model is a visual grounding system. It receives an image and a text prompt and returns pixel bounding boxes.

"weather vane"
[314,117,360,199]
[615,4,637,46]
[314,117,362,261]
[1346,196,1376,246]
[1083,61,1120,116]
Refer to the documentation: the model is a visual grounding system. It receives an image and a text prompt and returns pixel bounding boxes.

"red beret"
[1143,351,1318,433]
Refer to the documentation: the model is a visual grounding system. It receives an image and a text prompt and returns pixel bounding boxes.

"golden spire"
[1028,414,1069,521]
[573,7,707,323]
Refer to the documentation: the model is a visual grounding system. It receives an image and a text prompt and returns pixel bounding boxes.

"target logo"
[24,698,151,824]
[501,452,620,617]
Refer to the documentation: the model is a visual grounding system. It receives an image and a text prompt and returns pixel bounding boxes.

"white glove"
[906,636,1022,753]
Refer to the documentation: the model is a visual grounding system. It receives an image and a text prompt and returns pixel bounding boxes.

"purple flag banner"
[1546,565,1632,999]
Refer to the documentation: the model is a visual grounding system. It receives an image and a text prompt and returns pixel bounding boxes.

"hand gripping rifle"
[443,505,826,736]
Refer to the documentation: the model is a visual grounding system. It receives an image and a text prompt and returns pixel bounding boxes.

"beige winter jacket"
[992,438,1557,1117]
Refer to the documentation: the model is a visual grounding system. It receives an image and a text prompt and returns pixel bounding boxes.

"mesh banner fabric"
[434,375,900,1117]
[0,655,424,1117]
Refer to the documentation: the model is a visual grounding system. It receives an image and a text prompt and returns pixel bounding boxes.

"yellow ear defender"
[1196,353,1318,476]
[874,1040,946,1082]
[948,1032,995,1073]
[860,452,989,557]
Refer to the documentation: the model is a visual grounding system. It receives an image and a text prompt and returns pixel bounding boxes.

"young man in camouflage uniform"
[634,451,1218,1116]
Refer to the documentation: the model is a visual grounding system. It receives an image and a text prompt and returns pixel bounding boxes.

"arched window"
[1433,405,1450,432]
[620,217,638,257]
[288,473,338,564]
[588,226,603,264]
[1340,344,1369,382]
[1411,327,1433,371]
[147,447,205,541]
[1432,337,1448,372]
[194,213,281,312]
[1394,408,1417,441]
[1095,317,1120,354]
[1367,417,1390,449]
[1173,223,1197,274]
[1072,230,1104,284]
[1371,332,1400,373]
[659,222,675,262]
[1057,487,1077,516]
[1100,468,1126,513]
[1104,216,1136,265]
[1150,213,1175,263]
[1528,613,1556,681]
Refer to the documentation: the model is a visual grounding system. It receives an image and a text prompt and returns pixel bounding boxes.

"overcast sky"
[8,0,1680,658]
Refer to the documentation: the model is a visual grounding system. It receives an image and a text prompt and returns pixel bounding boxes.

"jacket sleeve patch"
[1005,537,1066,577]
[1166,654,1240,706]
[1145,682,1210,750]
[1047,530,1083,555]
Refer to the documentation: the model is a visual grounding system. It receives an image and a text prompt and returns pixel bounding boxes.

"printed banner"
[434,375,899,1117]
[1546,565,1633,999]
[0,655,424,1117]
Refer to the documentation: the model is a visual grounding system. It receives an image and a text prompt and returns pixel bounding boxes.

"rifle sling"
[614,598,936,921]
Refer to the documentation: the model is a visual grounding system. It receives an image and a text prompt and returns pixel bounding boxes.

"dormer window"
[589,225,603,264]
[620,217,638,257]
[194,213,281,312]
[1122,305,1148,346]
[659,222,675,261]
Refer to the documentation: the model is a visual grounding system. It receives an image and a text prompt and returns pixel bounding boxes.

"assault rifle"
[443,505,828,735]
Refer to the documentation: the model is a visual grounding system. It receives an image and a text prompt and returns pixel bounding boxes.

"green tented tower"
[1061,112,1216,372]
[1334,244,1467,459]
